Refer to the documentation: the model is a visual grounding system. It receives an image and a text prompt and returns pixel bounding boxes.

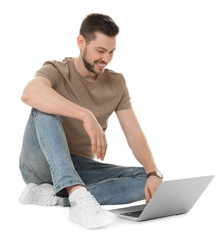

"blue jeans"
[19,109,147,205]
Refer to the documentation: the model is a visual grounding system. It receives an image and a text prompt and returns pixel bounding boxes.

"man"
[19,13,163,229]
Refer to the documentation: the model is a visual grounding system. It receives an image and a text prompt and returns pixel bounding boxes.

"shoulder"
[104,69,124,79]
[103,69,126,87]
[41,57,74,79]
[43,57,74,71]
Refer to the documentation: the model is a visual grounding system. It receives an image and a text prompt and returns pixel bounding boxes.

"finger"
[149,185,157,198]
[150,189,156,198]
[144,187,150,203]
[91,136,97,157]
[96,136,102,159]
[100,136,107,160]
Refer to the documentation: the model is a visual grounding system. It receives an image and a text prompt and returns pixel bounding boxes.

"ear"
[77,35,86,51]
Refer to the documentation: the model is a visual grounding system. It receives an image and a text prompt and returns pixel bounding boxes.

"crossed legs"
[19,108,147,205]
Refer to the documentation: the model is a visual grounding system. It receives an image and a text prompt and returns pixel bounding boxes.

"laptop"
[110,175,214,221]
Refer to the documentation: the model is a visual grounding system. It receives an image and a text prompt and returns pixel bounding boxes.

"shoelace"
[76,192,103,214]
[32,186,55,204]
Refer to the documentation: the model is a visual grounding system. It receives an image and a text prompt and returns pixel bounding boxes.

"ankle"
[67,185,85,196]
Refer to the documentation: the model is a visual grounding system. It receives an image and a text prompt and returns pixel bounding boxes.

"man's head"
[77,13,119,76]
[80,13,119,44]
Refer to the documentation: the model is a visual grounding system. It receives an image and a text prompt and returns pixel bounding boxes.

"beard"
[82,48,105,76]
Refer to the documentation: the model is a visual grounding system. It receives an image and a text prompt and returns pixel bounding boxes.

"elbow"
[21,93,26,103]
[21,90,32,105]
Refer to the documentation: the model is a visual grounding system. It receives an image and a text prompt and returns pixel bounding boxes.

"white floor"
[3,176,222,240]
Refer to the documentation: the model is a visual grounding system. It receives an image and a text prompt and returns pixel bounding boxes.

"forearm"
[21,77,89,121]
[22,77,107,160]
[129,132,158,173]
[116,109,162,202]
[116,109,159,173]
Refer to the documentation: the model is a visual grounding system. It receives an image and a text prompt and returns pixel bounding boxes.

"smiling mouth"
[96,62,106,69]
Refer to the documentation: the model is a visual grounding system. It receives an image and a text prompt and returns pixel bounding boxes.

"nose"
[101,53,112,64]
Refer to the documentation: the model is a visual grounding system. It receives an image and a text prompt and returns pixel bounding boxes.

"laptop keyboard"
[120,210,143,218]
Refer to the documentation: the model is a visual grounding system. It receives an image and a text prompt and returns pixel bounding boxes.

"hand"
[82,111,107,160]
[144,176,162,203]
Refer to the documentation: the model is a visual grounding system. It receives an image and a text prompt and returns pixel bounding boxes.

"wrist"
[147,170,163,179]
[68,102,91,122]
[80,108,93,122]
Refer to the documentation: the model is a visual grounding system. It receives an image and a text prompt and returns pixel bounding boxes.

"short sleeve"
[115,76,132,112]
[34,62,63,90]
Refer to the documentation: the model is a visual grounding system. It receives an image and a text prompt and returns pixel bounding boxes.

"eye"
[98,50,104,54]
[109,49,115,55]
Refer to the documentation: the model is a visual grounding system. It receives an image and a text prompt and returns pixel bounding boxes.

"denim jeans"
[19,108,147,205]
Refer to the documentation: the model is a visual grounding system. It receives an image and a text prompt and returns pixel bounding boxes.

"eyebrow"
[96,47,116,52]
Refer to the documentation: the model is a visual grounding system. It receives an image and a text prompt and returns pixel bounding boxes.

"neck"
[74,56,97,82]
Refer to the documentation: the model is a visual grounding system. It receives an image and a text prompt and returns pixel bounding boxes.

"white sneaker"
[69,188,117,229]
[18,183,58,206]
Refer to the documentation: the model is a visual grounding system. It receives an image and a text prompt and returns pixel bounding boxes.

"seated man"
[19,13,163,229]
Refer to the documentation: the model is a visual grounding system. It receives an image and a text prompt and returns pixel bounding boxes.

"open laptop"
[110,175,214,221]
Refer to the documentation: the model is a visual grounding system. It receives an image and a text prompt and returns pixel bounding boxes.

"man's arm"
[116,109,162,202]
[22,77,89,119]
[21,77,107,160]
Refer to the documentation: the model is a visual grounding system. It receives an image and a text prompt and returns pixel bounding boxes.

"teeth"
[97,63,106,67]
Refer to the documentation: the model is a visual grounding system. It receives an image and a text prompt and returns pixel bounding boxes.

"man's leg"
[19,108,85,196]
[19,108,116,228]
[71,156,147,205]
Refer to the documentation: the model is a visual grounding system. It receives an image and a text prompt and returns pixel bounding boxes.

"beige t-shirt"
[35,57,132,159]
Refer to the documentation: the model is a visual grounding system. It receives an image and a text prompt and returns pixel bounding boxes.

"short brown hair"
[80,13,119,44]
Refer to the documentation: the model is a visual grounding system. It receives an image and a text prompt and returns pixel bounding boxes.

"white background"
[1,0,223,239]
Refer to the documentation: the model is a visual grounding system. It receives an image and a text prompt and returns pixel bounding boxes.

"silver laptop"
[110,175,214,221]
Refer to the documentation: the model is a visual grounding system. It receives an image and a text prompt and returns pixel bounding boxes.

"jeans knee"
[31,108,63,122]
[132,167,147,178]
[19,162,45,185]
